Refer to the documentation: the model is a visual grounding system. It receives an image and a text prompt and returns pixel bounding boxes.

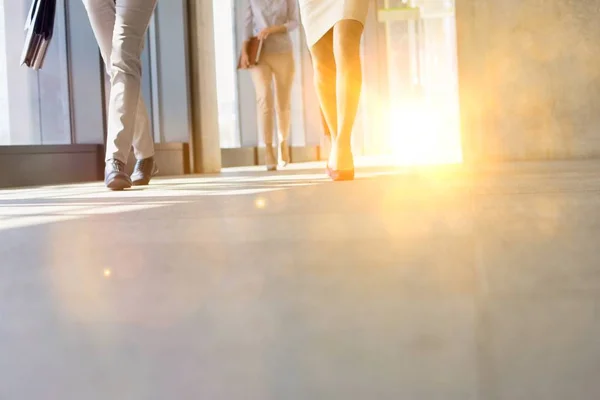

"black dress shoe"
[131,156,158,186]
[105,159,132,191]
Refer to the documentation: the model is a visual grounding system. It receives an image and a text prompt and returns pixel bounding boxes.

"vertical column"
[186,0,221,172]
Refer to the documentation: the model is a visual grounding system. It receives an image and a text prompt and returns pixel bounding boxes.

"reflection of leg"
[272,52,295,165]
[309,29,337,142]
[331,19,364,171]
[250,59,276,170]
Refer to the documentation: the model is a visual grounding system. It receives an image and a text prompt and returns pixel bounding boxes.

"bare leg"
[320,107,331,139]
[331,19,364,170]
[309,29,337,144]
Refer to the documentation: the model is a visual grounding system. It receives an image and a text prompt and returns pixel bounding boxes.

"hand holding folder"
[237,37,264,70]
[20,0,57,70]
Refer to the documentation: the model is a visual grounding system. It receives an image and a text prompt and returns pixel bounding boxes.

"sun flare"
[387,96,462,166]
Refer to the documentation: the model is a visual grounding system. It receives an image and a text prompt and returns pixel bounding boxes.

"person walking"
[241,0,299,171]
[82,0,159,190]
[298,0,370,181]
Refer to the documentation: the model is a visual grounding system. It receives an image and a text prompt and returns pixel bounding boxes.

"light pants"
[82,0,157,163]
[250,51,295,146]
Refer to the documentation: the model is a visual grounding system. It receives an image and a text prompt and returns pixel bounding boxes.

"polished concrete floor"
[1,158,599,400]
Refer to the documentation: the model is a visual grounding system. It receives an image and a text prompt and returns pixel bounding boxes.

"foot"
[326,146,355,181]
[279,140,290,167]
[131,156,159,186]
[105,159,132,191]
[265,145,277,171]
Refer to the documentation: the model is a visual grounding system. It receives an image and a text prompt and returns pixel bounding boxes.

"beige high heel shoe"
[265,145,277,171]
[279,140,290,167]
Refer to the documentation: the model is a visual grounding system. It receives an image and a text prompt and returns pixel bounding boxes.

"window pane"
[212,0,240,148]
[0,0,41,145]
[0,0,73,145]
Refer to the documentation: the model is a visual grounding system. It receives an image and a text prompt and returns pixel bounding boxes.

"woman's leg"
[250,57,277,170]
[320,107,331,139]
[309,30,337,143]
[271,52,295,165]
[331,19,364,170]
[308,50,332,141]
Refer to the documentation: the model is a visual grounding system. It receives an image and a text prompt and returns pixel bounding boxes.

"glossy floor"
[1,159,599,399]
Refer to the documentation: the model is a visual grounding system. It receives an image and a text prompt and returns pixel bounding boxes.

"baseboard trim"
[0,144,320,188]
[0,144,103,188]
[222,146,321,168]
[0,143,190,189]
[221,147,257,168]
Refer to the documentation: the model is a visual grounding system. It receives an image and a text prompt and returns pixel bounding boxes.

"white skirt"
[299,0,370,48]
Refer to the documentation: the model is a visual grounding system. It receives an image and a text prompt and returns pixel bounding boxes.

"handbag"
[20,0,57,70]
[237,37,264,69]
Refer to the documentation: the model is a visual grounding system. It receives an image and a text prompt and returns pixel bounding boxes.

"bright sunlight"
[378,0,462,166]
[388,96,462,166]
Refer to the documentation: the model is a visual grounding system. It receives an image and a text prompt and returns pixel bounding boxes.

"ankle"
[334,141,352,154]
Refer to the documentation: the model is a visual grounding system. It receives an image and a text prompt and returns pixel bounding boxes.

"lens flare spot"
[254,197,267,209]
[388,97,462,166]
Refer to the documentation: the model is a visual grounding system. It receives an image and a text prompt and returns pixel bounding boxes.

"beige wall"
[457,0,600,162]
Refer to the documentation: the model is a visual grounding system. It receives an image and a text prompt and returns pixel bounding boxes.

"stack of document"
[20,0,56,70]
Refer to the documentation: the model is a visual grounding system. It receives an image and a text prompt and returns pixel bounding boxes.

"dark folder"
[237,37,264,69]
[20,0,57,70]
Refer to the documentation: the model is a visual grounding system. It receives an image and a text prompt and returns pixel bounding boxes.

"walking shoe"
[105,159,132,191]
[131,156,159,186]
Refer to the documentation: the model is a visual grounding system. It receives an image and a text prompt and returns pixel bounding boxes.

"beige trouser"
[82,0,157,163]
[250,51,295,146]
